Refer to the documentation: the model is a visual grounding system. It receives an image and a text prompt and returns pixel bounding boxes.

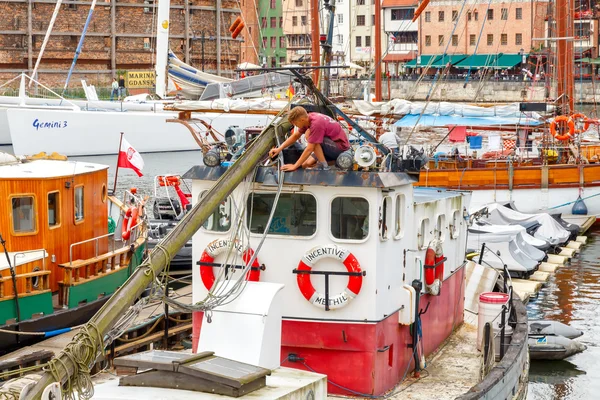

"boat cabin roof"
[183,166,417,188]
[0,159,107,179]
[413,187,469,203]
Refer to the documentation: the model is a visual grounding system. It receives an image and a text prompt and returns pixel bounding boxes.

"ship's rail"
[0,270,51,300]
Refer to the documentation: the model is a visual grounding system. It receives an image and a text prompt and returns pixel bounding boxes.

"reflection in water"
[528,227,600,400]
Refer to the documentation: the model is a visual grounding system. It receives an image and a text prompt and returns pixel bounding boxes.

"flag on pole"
[117,137,144,177]
[286,84,295,100]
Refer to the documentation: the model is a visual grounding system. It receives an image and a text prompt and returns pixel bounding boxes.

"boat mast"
[311,0,321,85]
[155,0,171,98]
[29,0,63,87]
[374,0,382,101]
[555,0,574,112]
[320,0,336,97]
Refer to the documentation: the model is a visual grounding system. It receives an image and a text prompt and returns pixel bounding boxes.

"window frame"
[379,196,392,241]
[424,11,431,22]
[487,9,493,20]
[469,34,476,46]
[47,190,61,229]
[417,217,429,250]
[73,185,85,225]
[516,7,522,20]
[501,33,507,46]
[9,193,38,236]
[451,34,458,46]
[501,8,508,20]
[449,209,460,240]
[199,190,233,234]
[425,35,431,46]
[515,33,522,45]
[247,191,318,239]
[438,11,444,22]
[394,194,405,240]
[329,195,370,244]
[487,34,493,46]
[435,214,446,242]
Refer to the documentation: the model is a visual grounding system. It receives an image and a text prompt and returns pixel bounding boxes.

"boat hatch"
[113,350,270,397]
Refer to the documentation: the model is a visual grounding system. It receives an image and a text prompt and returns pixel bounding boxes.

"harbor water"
[2,146,599,399]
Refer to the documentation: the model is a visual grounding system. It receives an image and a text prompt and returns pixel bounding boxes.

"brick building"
[281,0,313,64]
[0,0,251,89]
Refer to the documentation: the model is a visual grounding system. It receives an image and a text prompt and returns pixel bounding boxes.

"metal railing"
[13,249,47,271]
[68,232,116,267]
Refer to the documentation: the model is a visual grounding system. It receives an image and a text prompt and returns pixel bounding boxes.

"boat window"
[199,191,231,232]
[247,193,317,236]
[331,197,369,240]
[450,209,460,239]
[418,218,429,249]
[394,194,405,239]
[379,196,391,240]
[435,214,446,241]
[74,185,84,223]
[11,195,36,234]
[48,191,60,228]
[101,184,107,203]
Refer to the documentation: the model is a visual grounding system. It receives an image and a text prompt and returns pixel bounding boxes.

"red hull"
[192,267,465,396]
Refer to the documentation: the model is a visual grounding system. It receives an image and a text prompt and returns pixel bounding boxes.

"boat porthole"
[32,266,40,288]
[101,184,107,203]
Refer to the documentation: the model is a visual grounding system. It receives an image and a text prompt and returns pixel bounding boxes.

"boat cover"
[171,98,288,112]
[470,221,549,249]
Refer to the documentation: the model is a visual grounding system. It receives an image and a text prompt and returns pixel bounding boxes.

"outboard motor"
[153,197,182,220]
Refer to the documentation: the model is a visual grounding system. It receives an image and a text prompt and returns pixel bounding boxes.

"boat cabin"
[185,165,470,395]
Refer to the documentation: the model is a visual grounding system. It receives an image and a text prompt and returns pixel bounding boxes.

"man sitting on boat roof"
[269,106,350,171]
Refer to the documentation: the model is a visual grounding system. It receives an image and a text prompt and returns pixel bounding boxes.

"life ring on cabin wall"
[121,206,139,241]
[423,239,445,296]
[199,239,261,290]
[570,113,591,134]
[296,244,363,310]
[550,115,576,141]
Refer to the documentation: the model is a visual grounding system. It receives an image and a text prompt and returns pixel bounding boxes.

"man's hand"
[281,164,298,172]
[269,147,281,159]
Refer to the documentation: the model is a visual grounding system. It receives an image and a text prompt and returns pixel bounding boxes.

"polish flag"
[117,137,144,177]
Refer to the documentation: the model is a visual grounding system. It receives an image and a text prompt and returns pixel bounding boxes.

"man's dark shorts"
[310,137,345,161]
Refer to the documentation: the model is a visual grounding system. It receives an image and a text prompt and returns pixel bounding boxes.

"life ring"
[199,239,261,290]
[424,239,445,295]
[157,175,180,187]
[121,206,138,241]
[296,244,363,310]
[550,115,575,141]
[570,113,590,134]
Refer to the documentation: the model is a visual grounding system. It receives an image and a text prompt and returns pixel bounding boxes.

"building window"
[270,17,276,28]
[372,14,375,25]
[357,15,365,25]
[451,35,458,46]
[331,197,369,241]
[261,17,267,28]
[247,193,317,236]
[474,11,478,21]
[292,16,297,26]
[357,0,365,4]
[365,35,371,47]
[467,11,471,21]
[48,191,60,228]
[425,35,431,46]
[501,8,508,20]
[425,11,431,22]
[338,14,343,23]
[11,195,36,234]
[295,0,302,6]
[200,192,231,232]
[452,10,458,21]
[391,9,414,20]
[470,34,476,45]
[74,185,84,223]
[337,34,343,44]
[356,36,362,46]
[394,194,405,239]
[143,38,150,49]
[279,17,283,28]
[516,8,522,20]
[280,56,286,65]
[438,35,444,46]
[380,197,391,240]
[271,36,276,48]
[143,0,151,13]
[262,36,267,48]
[438,11,444,22]
[487,34,493,45]
[270,0,276,8]
[280,36,285,48]
[301,16,307,25]
[501,33,507,45]
[515,33,522,45]
[487,9,493,20]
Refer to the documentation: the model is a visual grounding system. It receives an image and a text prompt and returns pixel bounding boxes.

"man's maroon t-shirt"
[298,113,350,150]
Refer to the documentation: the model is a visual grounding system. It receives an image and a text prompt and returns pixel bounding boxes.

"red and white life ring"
[424,239,445,296]
[296,244,363,310]
[121,206,138,241]
[199,239,261,290]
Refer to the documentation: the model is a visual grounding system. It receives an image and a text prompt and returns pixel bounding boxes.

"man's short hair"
[288,106,308,124]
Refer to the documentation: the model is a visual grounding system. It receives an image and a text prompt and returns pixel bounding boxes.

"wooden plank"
[113,323,193,354]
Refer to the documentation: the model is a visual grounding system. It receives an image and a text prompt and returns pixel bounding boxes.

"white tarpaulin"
[171,98,288,112]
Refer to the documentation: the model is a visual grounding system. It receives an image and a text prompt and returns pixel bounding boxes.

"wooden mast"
[374,0,382,101]
[556,0,574,112]
[311,0,321,85]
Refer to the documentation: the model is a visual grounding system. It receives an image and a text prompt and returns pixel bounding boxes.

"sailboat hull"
[7,107,273,156]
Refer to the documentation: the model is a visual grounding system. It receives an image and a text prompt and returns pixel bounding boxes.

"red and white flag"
[117,137,144,177]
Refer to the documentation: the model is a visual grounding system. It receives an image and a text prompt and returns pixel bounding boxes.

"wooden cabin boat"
[0,152,147,354]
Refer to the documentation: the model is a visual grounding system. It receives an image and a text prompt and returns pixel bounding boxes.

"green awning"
[404,55,440,68]
[492,54,525,69]
[429,54,467,68]
[454,54,501,69]
[577,57,600,64]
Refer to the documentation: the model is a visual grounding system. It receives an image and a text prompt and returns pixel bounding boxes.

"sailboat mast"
[311,0,321,85]
[555,0,574,112]
[155,0,171,98]
[374,0,382,101]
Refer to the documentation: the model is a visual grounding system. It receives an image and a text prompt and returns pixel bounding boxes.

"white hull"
[0,109,10,145]
[468,186,600,217]
[6,107,273,156]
